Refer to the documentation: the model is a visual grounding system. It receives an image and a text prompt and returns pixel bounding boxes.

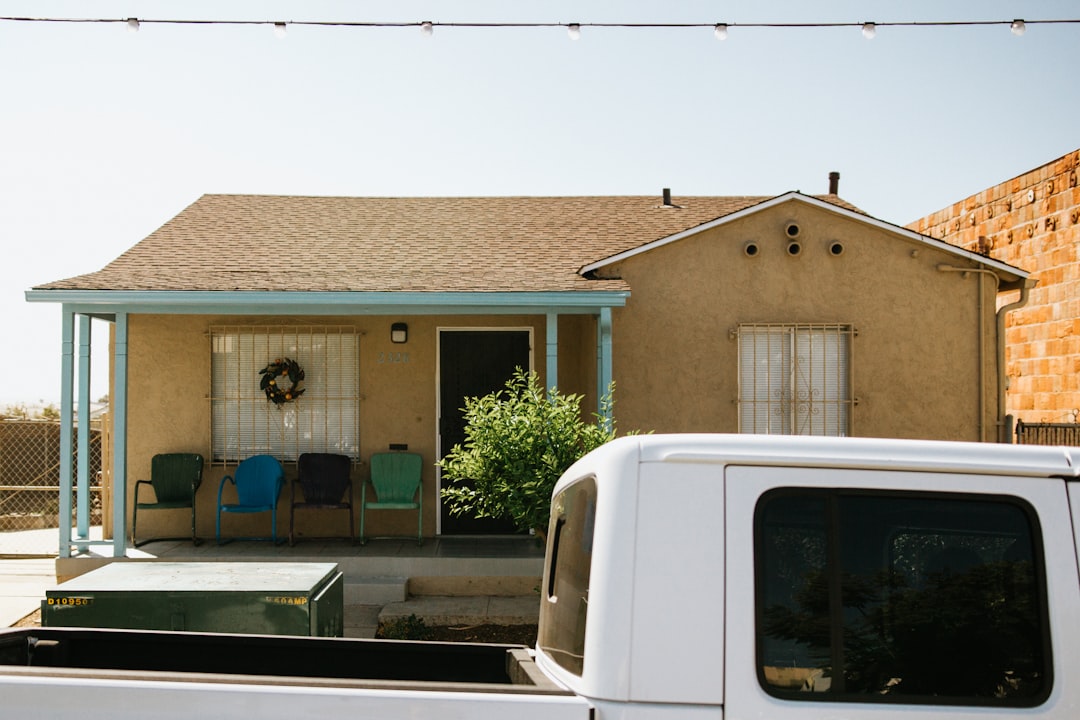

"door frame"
[435,326,535,535]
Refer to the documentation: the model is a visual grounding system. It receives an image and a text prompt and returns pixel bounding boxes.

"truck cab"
[536,433,1080,719]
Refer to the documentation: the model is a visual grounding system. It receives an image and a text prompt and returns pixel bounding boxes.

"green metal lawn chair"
[360,451,423,546]
[131,453,205,547]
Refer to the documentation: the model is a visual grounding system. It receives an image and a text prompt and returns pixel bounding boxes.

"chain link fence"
[0,420,103,539]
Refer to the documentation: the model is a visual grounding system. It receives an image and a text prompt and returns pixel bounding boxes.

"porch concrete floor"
[0,528,544,637]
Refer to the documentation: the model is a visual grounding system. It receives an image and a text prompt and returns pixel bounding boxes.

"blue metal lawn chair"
[360,452,423,546]
[215,454,286,544]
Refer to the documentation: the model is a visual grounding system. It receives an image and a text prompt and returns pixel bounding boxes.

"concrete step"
[344,576,408,605]
[379,595,540,627]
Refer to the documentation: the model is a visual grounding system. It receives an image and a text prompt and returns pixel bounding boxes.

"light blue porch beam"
[58,312,75,558]
[76,315,91,548]
[111,312,129,557]
[597,308,613,428]
[25,289,629,317]
[546,313,558,396]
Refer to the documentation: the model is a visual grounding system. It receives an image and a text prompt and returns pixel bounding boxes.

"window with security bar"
[737,324,853,436]
[210,326,361,463]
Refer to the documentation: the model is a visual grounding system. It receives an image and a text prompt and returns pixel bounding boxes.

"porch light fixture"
[567,23,581,40]
[861,22,876,39]
[391,322,408,344]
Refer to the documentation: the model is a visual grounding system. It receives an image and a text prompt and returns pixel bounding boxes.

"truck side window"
[538,476,597,676]
[755,490,1050,706]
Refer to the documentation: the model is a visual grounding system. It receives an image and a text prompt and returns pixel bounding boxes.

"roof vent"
[828,171,840,195]
[659,188,682,209]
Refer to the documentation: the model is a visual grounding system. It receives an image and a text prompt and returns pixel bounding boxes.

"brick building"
[909,149,1080,430]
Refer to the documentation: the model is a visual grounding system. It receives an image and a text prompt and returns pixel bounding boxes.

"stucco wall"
[124,313,592,541]
[909,149,1080,427]
[602,201,999,441]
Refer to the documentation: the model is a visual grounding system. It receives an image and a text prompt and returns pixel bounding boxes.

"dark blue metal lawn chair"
[215,454,286,544]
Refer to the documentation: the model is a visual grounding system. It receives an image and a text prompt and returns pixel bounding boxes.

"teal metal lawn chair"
[215,454,286,544]
[132,452,205,547]
[360,452,423,545]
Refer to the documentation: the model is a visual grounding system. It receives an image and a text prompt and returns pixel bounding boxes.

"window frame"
[208,325,361,465]
[736,323,854,436]
[753,486,1053,707]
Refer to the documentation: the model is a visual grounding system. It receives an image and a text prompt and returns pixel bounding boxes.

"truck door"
[724,466,1080,720]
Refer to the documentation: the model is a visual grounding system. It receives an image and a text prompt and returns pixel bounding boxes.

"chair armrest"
[216,474,235,506]
[134,479,153,504]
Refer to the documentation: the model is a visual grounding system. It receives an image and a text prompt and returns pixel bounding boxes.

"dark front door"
[439,329,531,534]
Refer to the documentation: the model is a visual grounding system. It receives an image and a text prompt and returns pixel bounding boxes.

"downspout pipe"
[937,265,1033,443]
[995,278,1035,442]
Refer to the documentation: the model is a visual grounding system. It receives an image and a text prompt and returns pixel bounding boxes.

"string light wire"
[0,16,1077,33]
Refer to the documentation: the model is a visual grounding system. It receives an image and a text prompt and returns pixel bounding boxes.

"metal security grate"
[0,420,102,537]
[209,326,362,465]
[736,323,855,436]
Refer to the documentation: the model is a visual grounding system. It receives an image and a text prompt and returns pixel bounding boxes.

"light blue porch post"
[75,315,92,551]
[58,311,75,558]
[597,308,613,428]
[546,312,558,396]
[111,312,129,557]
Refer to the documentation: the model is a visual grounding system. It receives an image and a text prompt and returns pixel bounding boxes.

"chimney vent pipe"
[828,171,840,195]
[662,188,672,206]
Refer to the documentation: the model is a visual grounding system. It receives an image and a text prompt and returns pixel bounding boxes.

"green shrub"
[377,614,433,640]
[439,369,626,537]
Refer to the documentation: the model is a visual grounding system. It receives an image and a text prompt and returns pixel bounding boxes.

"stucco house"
[909,148,1080,437]
[27,188,1031,557]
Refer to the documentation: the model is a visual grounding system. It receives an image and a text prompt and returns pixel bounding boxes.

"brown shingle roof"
[36,193,862,293]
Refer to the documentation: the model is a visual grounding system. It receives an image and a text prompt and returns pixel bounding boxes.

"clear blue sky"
[4,0,1079,405]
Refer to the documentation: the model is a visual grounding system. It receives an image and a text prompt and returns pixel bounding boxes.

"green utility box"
[42,562,344,637]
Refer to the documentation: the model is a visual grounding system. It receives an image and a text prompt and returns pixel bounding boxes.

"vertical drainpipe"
[112,312,129,557]
[59,310,75,558]
[937,265,1033,443]
[996,279,1034,443]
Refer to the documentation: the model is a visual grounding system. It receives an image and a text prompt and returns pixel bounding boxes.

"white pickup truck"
[2,433,1079,719]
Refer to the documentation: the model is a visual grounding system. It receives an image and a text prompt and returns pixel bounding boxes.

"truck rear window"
[538,476,597,676]
[755,489,1050,706]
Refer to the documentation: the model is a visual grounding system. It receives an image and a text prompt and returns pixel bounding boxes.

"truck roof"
[605,434,1080,478]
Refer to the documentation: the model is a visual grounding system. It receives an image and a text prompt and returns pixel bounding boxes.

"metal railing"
[1015,420,1080,446]
[0,420,102,537]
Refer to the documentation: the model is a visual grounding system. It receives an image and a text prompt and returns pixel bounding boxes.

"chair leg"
[216,508,222,545]
[359,497,367,545]
[289,504,295,547]
[192,504,201,547]
[131,505,138,548]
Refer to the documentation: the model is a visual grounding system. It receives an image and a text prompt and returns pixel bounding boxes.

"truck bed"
[0,626,564,693]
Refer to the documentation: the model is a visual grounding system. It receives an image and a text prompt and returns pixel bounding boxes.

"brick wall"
[909,149,1080,427]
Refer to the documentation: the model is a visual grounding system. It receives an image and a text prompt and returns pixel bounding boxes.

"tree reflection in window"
[756,491,1049,706]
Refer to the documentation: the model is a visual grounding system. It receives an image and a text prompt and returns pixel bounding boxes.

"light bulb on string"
[1011,19,1026,36]
[567,23,581,40]
[126,18,140,33]
[713,23,728,40]
[420,21,433,37]
[273,22,287,39]
[861,22,876,39]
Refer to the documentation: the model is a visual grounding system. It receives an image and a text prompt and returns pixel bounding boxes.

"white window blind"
[210,326,360,463]
[738,324,853,436]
